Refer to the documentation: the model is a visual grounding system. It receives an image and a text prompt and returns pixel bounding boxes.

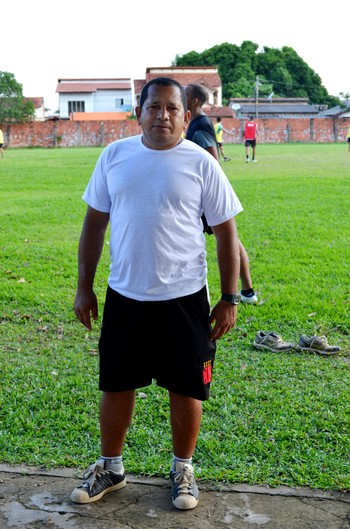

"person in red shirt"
[244,116,257,163]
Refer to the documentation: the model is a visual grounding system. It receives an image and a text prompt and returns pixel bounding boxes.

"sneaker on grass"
[240,291,258,304]
[296,335,341,355]
[70,459,126,504]
[253,331,294,352]
[170,462,199,510]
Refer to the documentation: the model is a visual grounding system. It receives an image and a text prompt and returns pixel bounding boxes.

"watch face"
[222,294,241,305]
[233,294,241,305]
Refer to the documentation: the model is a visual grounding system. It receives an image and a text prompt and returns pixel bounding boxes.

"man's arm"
[222,127,234,136]
[209,217,241,341]
[205,144,220,162]
[74,205,110,330]
[191,130,221,162]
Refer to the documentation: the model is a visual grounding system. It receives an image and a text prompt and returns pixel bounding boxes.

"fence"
[1,117,349,148]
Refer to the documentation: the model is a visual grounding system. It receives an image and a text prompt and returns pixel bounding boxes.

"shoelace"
[262,332,281,343]
[309,336,327,347]
[174,466,194,493]
[81,463,109,491]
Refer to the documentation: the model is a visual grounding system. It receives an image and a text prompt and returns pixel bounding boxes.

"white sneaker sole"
[70,477,126,504]
[296,345,339,356]
[253,341,293,352]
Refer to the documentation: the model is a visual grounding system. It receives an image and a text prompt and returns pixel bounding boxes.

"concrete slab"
[0,464,349,529]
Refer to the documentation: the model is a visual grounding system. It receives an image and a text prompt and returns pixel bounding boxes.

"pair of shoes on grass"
[253,331,341,355]
[70,459,199,510]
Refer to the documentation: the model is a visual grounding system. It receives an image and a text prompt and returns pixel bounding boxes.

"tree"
[0,71,35,123]
[175,42,341,107]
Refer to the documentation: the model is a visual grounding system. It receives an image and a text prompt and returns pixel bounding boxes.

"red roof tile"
[24,97,44,108]
[56,80,131,93]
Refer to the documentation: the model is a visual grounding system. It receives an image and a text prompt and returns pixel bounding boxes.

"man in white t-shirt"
[71,77,242,510]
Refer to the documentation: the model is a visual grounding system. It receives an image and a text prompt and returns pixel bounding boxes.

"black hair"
[139,77,187,112]
[186,84,208,106]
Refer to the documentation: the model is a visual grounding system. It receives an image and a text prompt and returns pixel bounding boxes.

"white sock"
[100,455,124,472]
[172,455,192,471]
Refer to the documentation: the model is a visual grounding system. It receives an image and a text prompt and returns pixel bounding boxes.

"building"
[56,78,133,119]
[229,97,322,119]
[133,66,222,107]
[25,97,46,121]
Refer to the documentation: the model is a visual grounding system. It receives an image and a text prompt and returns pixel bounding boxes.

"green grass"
[0,144,349,491]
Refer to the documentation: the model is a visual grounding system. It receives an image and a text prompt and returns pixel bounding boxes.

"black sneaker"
[170,462,199,510]
[70,460,126,504]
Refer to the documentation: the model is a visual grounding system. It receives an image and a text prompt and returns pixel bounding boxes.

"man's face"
[136,84,190,150]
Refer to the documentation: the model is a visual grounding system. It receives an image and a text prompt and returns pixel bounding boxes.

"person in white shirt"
[71,77,243,510]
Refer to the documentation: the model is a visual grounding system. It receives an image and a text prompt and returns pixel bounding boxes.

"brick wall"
[1,117,349,148]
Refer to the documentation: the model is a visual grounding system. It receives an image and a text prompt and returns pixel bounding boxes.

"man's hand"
[74,288,98,331]
[209,300,237,341]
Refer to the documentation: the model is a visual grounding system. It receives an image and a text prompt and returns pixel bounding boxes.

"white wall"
[59,90,132,118]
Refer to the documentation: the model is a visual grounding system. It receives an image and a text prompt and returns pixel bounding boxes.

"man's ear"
[184,110,191,127]
[135,106,141,124]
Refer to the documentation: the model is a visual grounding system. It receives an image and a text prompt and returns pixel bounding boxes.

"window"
[68,101,85,114]
[115,98,124,109]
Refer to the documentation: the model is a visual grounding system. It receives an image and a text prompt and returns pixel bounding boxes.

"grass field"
[0,143,349,491]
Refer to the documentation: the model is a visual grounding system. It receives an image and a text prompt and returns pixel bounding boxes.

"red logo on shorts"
[202,360,212,385]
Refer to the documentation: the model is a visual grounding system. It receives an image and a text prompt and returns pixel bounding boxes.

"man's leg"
[239,241,258,303]
[239,240,253,291]
[100,390,136,455]
[70,390,135,504]
[169,391,202,458]
[245,144,250,161]
[169,391,202,510]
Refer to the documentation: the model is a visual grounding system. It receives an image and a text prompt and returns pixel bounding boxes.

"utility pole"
[255,75,259,120]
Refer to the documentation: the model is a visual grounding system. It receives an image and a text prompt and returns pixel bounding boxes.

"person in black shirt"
[185,84,258,304]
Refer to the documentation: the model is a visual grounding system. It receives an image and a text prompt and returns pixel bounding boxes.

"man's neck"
[190,107,206,120]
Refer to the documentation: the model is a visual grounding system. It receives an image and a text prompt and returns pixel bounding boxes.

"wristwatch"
[221,293,241,305]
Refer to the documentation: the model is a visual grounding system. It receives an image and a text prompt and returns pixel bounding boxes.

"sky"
[2,0,348,112]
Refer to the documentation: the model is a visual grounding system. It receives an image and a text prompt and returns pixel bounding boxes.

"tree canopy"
[174,42,340,107]
[0,71,35,123]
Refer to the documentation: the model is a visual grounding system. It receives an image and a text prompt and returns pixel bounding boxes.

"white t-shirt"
[82,135,243,301]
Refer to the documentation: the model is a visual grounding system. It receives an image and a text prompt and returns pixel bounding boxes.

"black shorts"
[245,139,256,148]
[98,285,216,400]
